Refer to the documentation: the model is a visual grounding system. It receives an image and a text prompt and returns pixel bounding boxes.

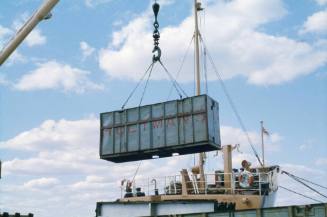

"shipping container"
[100,94,221,163]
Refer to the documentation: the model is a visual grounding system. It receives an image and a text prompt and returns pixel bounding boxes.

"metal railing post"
[259,173,262,196]
[147,177,150,196]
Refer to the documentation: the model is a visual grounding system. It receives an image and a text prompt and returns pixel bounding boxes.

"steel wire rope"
[282,171,327,199]
[139,63,155,106]
[201,38,209,95]
[202,7,209,95]
[282,171,327,190]
[200,36,264,167]
[159,60,188,98]
[121,62,154,109]
[167,35,194,100]
[131,161,143,184]
[279,185,324,203]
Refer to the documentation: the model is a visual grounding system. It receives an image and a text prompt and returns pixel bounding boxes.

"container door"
[101,128,114,155]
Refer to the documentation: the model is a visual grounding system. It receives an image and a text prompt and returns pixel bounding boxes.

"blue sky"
[0,0,327,216]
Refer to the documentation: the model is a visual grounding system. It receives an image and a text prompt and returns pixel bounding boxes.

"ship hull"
[262,191,277,208]
[96,201,326,217]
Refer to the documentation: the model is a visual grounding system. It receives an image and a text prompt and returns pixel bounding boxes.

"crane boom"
[0,0,60,66]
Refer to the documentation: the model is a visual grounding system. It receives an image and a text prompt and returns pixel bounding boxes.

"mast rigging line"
[199,36,264,167]
[282,170,327,199]
[201,39,209,94]
[121,58,187,109]
[167,35,194,100]
[131,161,143,184]
[159,60,188,98]
[281,170,327,190]
[279,185,324,203]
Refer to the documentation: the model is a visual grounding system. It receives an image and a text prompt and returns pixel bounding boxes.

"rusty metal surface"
[99,95,221,163]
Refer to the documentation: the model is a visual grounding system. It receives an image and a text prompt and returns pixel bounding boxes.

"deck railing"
[121,170,277,198]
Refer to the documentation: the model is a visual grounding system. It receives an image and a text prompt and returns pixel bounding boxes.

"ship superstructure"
[97,0,279,216]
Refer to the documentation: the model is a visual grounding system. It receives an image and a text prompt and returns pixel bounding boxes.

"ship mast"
[194,0,206,187]
[194,0,201,96]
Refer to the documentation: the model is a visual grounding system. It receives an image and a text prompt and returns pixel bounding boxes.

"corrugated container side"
[100,94,221,163]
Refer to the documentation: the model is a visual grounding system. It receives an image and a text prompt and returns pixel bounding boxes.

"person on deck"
[239,160,254,188]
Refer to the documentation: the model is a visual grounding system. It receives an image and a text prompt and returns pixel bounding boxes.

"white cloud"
[99,0,327,85]
[0,25,12,37]
[0,116,325,217]
[80,41,95,60]
[23,177,60,189]
[221,126,282,153]
[315,158,327,166]
[0,74,11,86]
[85,0,174,8]
[300,9,327,34]
[315,0,327,5]
[299,144,310,151]
[0,25,12,48]
[0,117,194,216]
[14,61,103,93]
[85,0,112,8]
[0,118,99,152]
[299,141,313,151]
[25,29,47,47]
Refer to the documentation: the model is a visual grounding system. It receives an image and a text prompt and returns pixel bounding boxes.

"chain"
[152,1,161,62]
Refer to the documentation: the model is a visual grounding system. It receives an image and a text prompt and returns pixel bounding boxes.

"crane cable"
[131,161,143,184]
[167,35,194,100]
[139,63,155,106]
[128,0,187,184]
[122,1,187,109]
[121,62,154,109]
[159,60,188,98]
[201,40,209,94]
[199,6,208,95]
[199,35,264,167]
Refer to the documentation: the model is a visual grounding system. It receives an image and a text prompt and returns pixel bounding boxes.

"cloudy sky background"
[0,0,327,216]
